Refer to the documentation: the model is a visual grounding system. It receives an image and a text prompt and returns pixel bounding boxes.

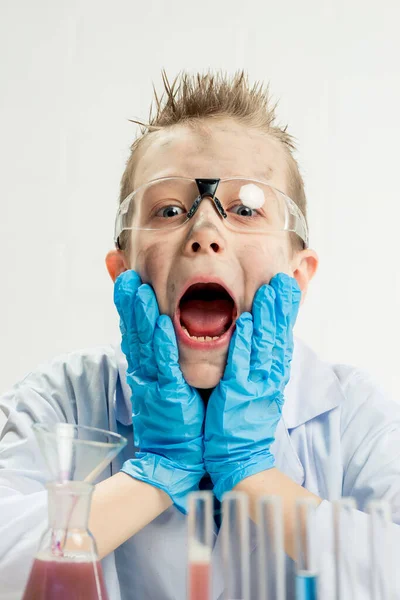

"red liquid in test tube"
[189,561,211,600]
[188,491,213,600]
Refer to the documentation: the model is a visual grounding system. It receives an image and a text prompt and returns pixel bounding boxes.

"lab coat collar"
[114,337,344,429]
[282,337,343,429]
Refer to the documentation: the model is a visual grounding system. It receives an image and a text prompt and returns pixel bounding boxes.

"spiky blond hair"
[119,70,307,249]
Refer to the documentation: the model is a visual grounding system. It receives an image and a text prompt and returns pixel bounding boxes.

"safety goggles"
[114,177,309,248]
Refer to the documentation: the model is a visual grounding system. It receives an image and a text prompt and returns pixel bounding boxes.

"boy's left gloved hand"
[204,273,301,500]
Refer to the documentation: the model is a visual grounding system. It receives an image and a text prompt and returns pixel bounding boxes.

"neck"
[198,388,214,405]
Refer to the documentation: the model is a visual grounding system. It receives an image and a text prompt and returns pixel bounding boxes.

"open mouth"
[175,282,237,345]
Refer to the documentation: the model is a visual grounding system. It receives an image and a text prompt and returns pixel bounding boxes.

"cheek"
[238,239,292,309]
[129,240,173,313]
[129,232,168,278]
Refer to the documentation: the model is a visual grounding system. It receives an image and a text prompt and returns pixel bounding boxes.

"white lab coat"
[1,339,400,599]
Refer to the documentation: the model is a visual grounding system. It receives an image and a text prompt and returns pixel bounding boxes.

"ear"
[291,248,319,302]
[105,250,129,282]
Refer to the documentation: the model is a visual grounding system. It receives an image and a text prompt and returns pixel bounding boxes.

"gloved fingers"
[222,312,253,382]
[250,284,276,378]
[283,279,301,370]
[269,273,301,386]
[114,270,142,370]
[134,284,160,379]
[153,315,187,387]
[114,270,142,331]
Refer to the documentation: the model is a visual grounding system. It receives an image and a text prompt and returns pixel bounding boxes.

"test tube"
[221,492,250,600]
[333,497,357,600]
[188,491,213,600]
[257,495,285,600]
[295,498,319,600]
[368,499,392,600]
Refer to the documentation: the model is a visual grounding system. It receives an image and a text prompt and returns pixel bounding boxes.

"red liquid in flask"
[189,562,210,600]
[22,557,109,600]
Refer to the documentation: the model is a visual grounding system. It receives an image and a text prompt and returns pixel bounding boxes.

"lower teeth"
[181,326,220,341]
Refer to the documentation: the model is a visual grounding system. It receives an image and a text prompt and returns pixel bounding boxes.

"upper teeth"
[181,326,220,341]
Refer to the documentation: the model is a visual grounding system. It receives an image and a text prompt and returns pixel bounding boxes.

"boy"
[1,71,400,599]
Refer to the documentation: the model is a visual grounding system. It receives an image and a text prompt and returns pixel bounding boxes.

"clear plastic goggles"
[114,177,309,248]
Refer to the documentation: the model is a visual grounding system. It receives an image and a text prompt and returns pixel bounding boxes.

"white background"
[1,0,399,398]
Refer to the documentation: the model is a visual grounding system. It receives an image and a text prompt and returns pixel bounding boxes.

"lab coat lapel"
[282,337,342,429]
[272,417,305,485]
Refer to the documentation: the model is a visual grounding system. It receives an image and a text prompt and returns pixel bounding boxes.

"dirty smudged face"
[127,118,298,388]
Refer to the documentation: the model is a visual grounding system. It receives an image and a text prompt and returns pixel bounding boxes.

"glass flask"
[22,423,127,600]
[23,482,108,600]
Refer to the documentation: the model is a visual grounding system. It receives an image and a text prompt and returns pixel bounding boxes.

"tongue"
[180,299,233,337]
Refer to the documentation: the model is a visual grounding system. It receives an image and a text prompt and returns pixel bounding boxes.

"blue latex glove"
[204,273,301,500]
[114,270,205,513]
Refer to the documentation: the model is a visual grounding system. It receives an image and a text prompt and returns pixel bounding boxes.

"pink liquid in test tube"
[188,492,213,600]
[189,561,211,600]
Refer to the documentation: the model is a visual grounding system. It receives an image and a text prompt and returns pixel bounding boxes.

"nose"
[182,197,226,256]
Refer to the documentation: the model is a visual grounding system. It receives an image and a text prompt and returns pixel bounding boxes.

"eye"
[230,204,255,217]
[156,205,185,218]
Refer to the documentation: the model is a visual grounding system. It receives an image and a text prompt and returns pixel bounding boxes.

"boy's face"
[111,118,317,388]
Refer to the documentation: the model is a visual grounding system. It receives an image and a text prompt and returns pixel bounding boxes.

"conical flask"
[22,423,127,600]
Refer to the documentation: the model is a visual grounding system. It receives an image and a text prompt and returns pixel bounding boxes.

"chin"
[180,360,224,389]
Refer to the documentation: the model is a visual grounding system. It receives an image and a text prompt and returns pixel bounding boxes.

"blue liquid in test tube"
[295,499,319,600]
[295,572,318,600]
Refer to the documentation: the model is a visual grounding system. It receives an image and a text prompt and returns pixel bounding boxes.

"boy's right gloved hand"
[114,270,205,514]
